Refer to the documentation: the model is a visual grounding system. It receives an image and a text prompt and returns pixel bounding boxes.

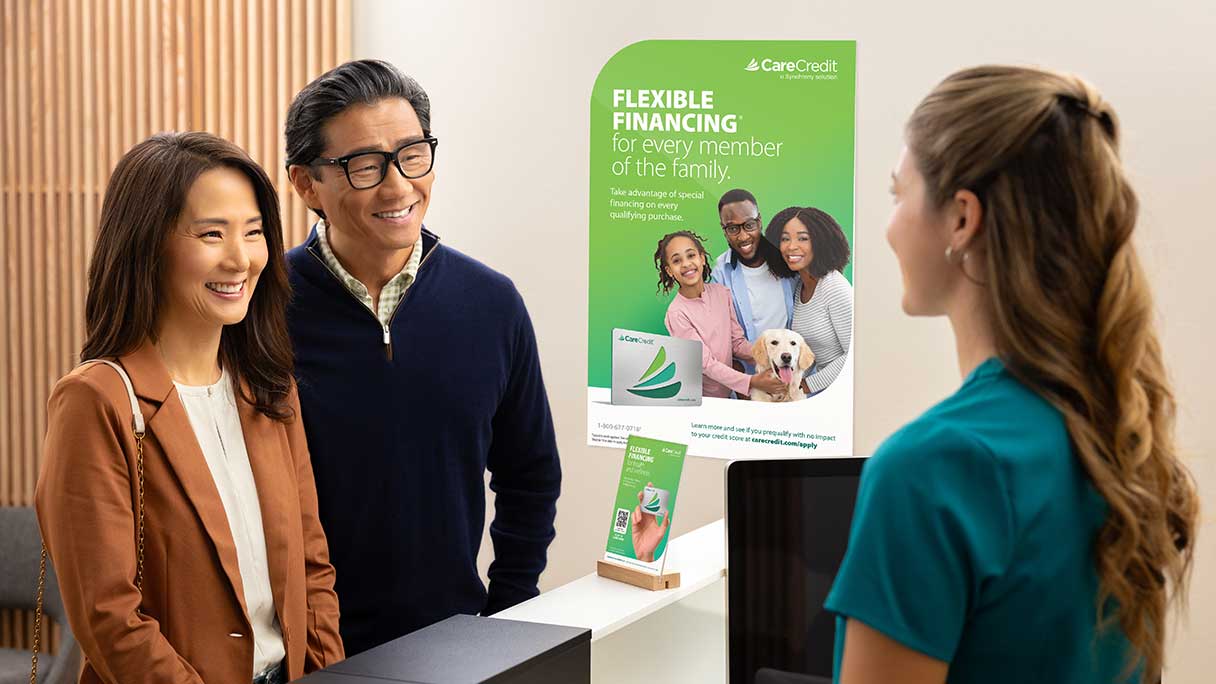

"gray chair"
[0,507,82,684]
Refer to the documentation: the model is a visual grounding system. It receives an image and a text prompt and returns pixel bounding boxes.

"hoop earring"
[945,245,954,263]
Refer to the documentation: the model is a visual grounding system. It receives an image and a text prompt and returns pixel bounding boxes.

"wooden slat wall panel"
[0,0,352,653]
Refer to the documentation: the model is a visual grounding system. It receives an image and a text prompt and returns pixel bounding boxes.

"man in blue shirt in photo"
[713,188,795,372]
[283,59,561,656]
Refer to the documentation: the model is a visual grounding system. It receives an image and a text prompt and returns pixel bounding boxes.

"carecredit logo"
[627,346,682,399]
[643,492,662,513]
[744,57,839,74]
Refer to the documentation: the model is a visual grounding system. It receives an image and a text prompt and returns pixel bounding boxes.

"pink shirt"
[664,282,754,398]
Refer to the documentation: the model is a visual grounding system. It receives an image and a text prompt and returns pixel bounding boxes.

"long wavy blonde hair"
[906,65,1198,681]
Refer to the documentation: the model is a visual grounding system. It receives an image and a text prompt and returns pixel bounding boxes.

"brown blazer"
[35,341,344,683]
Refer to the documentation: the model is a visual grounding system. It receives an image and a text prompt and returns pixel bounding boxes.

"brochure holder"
[599,435,687,591]
[596,559,681,591]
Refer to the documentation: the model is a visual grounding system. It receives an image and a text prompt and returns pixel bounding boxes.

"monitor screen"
[726,458,864,684]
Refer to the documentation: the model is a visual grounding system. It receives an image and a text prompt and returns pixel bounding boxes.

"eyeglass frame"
[722,215,762,236]
[310,136,439,190]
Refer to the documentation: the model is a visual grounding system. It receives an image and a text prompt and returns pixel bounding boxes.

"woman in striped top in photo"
[766,207,853,395]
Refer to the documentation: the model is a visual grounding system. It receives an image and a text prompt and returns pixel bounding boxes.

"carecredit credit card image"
[611,328,702,406]
[641,485,671,517]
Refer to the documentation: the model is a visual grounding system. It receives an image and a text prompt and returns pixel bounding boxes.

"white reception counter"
[492,519,728,683]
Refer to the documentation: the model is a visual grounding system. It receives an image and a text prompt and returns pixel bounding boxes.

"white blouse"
[174,370,285,676]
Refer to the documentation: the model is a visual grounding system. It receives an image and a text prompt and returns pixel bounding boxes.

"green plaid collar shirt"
[314,218,423,327]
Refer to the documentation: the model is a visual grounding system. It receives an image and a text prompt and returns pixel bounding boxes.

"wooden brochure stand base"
[597,560,681,591]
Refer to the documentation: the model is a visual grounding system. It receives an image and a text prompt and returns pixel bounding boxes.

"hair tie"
[1058,94,1105,123]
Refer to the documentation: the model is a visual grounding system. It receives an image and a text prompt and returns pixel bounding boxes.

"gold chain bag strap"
[31,360,147,684]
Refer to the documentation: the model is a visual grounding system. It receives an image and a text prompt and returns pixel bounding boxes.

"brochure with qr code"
[604,434,687,574]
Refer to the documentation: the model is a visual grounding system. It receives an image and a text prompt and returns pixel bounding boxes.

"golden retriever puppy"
[749,329,814,402]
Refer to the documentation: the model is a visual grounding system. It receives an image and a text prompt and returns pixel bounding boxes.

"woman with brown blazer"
[35,132,344,683]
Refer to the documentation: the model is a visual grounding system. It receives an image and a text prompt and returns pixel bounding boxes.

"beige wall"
[355,0,1215,680]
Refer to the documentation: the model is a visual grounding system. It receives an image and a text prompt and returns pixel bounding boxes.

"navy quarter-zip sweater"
[285,226,561,657]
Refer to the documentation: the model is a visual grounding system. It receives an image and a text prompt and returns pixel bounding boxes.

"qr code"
[613,507,631,534]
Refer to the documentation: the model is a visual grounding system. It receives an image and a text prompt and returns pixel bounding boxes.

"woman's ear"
[799,341,815,371]
[948,188,985,253]
[751,335,769,370]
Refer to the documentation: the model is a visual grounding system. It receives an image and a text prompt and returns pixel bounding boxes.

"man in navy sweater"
[282,59,561,657]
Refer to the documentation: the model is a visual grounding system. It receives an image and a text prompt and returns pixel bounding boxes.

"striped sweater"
[791,270,853,394]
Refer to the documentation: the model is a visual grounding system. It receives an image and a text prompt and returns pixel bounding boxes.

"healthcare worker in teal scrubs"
[825,65,1199,684]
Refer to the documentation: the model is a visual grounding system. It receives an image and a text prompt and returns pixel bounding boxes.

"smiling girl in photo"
[654,230,784,399]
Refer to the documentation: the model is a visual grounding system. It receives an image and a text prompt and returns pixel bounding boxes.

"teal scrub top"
[824,358,1138,683]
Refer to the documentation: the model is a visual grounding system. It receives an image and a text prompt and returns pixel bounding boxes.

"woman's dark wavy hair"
[654,230,711,295]
[82,132,295,422]
[765,206,851,277]
[749,234,795,279]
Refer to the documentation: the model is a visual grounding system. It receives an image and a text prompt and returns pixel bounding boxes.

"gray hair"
[285,59,431,171]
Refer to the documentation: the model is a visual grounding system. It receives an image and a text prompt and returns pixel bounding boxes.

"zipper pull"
[382,325,391,345]
[383,324,393,361]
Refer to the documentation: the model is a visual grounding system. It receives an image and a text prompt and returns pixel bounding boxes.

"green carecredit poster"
[587,41,856,459]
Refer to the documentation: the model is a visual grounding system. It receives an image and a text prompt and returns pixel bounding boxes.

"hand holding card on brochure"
[599,435,686,590]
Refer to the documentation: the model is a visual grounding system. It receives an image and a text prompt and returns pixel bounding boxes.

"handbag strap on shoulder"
[81,359,145,436]
[32,358,148,682]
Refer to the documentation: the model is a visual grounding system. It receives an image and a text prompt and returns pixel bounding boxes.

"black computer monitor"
[726,457,865,684]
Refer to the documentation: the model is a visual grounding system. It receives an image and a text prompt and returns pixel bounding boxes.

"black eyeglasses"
[312,137,439,190]
[723,217,761,236]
